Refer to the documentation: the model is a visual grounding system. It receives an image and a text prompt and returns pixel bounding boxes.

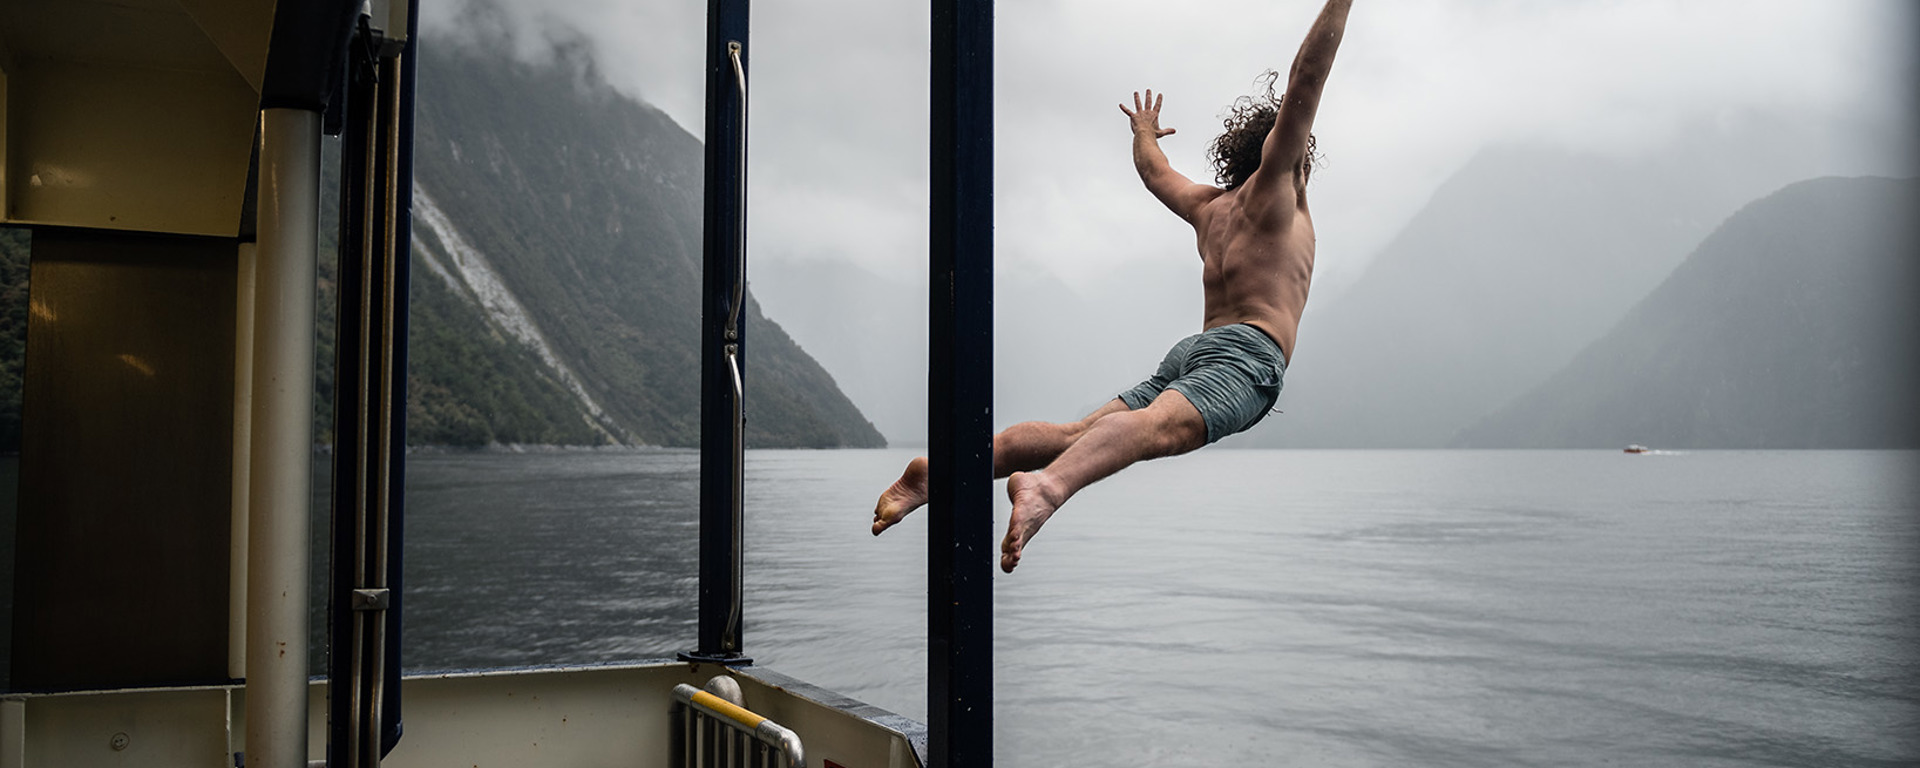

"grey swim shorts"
[1117,323,1288,444]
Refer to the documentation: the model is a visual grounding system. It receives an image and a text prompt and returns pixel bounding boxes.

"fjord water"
[397,449,1918,767]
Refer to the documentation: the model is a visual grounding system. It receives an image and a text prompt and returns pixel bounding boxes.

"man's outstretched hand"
[1120,89,1176,139]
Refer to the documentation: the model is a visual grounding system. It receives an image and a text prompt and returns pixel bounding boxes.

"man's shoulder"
[1224,169,1307,228]
[1193,185,1236,213]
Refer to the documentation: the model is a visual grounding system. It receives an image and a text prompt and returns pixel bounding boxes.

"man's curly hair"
[1207,70,1318,191]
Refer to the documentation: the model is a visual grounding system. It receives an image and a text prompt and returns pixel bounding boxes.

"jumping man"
[874,0,1353,572]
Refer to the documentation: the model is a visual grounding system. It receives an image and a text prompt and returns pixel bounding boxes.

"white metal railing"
[670,683,805,768]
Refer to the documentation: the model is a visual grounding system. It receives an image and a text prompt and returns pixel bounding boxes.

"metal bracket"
[677,650,754,667]
[727,41,746,96]
[351,588,391,611]
[725,344,743,402]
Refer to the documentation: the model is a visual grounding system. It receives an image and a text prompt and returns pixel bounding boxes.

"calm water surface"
[396,449,1920,767]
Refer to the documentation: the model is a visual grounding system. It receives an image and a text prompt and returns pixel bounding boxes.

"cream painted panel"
[1,699,23,768]
[20,689,228,768]
[4,58,255,235]
[0,0,231,74]
[11,664,924,768]
[733,673,922,768]
[178,0,274,93]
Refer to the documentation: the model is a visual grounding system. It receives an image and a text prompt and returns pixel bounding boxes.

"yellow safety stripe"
[690,689,768,730]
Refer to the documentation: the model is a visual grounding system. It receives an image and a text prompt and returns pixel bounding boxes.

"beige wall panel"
[0,1,227,74]
[10,664,926,768]
[4,60,254,235]
[21,689,228,768]
[178,0,275,93]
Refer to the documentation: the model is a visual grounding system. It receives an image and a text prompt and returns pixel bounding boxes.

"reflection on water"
[398,450,701,667]
[387,448,1918,768]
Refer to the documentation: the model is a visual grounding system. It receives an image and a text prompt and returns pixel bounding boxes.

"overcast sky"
[425,0,1913,286]
[421,0,1915,442]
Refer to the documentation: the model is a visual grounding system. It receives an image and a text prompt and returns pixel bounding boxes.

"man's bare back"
[1124,0,1348,361]
[874,0,1352,572]
[1191,161,1316,361]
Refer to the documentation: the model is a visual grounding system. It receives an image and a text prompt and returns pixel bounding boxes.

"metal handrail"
[671,683,805,768]
[724,40,748,339]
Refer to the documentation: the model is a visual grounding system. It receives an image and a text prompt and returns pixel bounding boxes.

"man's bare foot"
[1001,471,1064,573]
[872,456,930,535]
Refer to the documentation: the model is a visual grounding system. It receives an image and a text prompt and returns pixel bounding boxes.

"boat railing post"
[688,0,753,666]
[928,0,995,764]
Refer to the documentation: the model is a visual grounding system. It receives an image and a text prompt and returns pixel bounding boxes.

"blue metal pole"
[928,0,994,764]
[692,0,752,664]
[380,0,420,751]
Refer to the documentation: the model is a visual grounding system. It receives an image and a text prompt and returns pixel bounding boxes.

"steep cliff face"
[1454,177,1920,448]
[386,40,883,448]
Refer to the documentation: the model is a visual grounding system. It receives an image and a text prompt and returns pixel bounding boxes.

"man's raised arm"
[1258,0,1352,196]
[1121,89,1220,222]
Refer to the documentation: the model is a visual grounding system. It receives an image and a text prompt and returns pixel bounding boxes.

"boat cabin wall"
[8,227,242,693]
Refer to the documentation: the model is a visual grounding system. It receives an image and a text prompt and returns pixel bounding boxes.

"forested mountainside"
[335,37,883,448]
[0,229,26,452]
[1454,176,1919,448]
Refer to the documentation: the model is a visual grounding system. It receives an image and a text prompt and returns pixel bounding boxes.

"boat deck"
[0,660,926,768]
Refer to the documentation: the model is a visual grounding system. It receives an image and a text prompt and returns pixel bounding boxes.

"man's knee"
[1157,413,1207,455]
[1109,408,1198,457]
[1143,397,1207,455]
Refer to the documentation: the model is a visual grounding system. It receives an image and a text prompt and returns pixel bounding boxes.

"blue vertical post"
[326,5,414,762]
[692,0,751,663]
[928,0,994,764]
[380,0,419,751]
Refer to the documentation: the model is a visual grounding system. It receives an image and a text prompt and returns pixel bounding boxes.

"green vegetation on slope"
[316,138,609,448]
[405,259,607,447]
[408,37,882,448]
[0,229,27,453]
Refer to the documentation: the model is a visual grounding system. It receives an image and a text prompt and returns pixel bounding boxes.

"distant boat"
[1624,444,1651,454]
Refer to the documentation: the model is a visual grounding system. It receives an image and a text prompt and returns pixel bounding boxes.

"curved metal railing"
[670,683,805,768]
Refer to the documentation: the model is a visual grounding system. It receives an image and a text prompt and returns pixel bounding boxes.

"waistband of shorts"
[1217,322,1287,368]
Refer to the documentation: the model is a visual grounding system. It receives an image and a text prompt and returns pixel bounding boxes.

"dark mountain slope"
[1245,117,1866,448]
[407,40,882,448]
[1454,176,1920,448]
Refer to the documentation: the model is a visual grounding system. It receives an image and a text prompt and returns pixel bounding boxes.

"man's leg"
[1001,390,1206,572]
[872,399,1131,535]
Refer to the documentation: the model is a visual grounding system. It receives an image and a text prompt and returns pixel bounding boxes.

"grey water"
[394,449,1919,767]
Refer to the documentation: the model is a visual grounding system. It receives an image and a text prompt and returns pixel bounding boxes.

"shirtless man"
[874,0,1352,573]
